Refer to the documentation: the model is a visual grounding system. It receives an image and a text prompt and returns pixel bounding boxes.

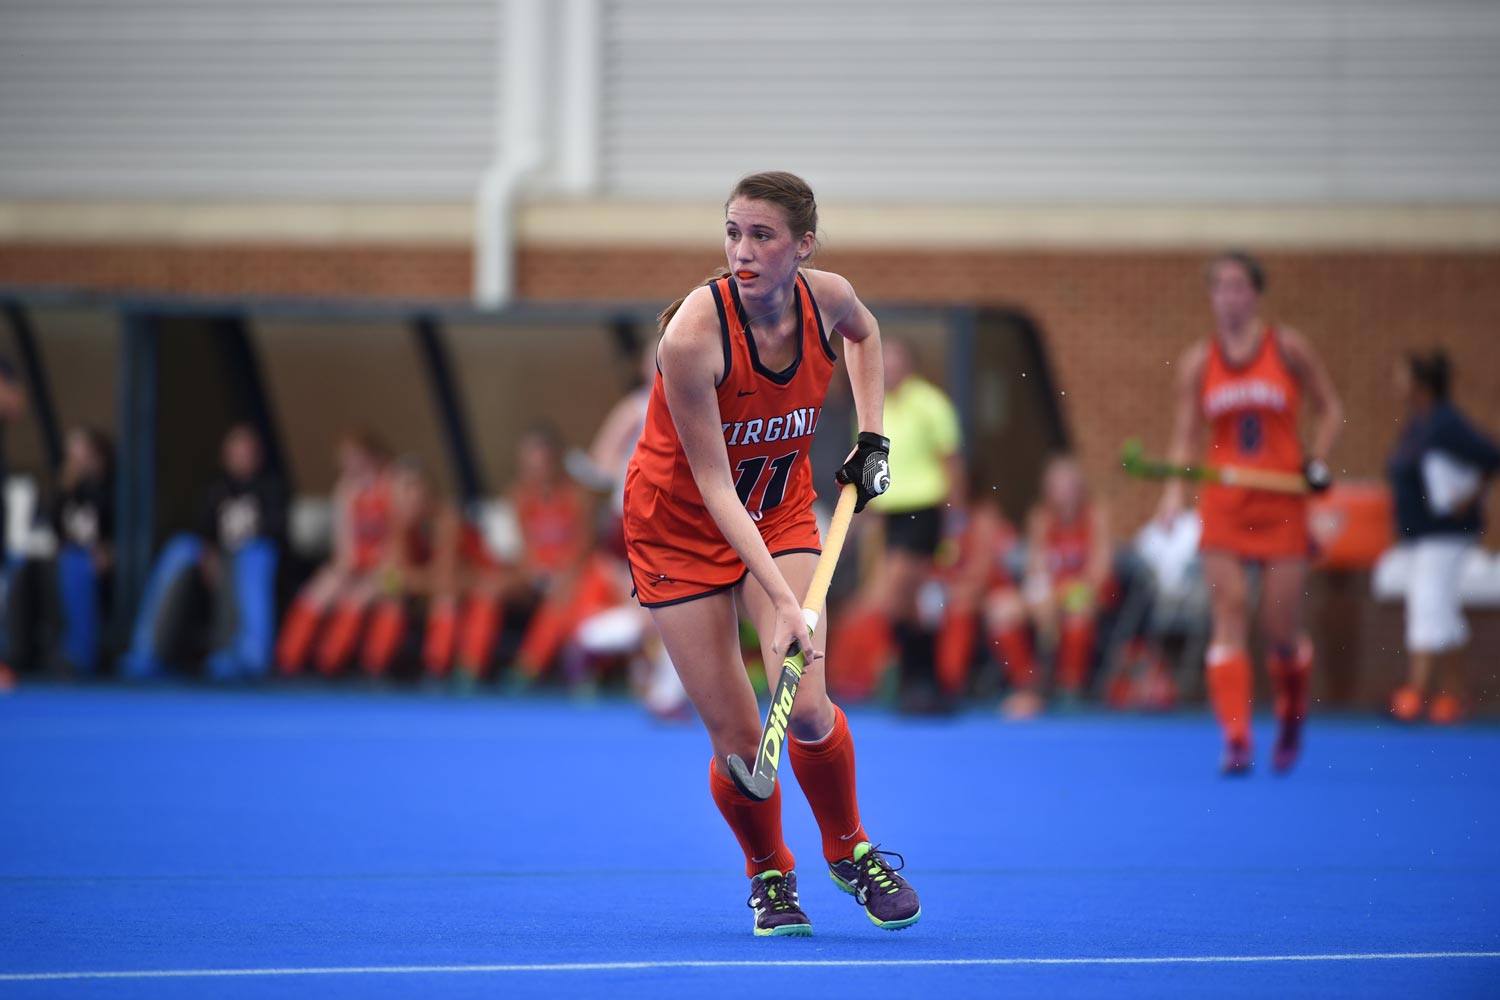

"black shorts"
[883,506,943,557]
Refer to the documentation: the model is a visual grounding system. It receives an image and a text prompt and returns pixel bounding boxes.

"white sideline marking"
[2,952,1498,982]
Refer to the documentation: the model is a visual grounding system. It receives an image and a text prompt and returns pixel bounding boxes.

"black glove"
[1303,459,1332,493]
[836,432,891,514]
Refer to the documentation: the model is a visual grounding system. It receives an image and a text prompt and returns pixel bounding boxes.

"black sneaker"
[829,842,921,930]
[747,869,812,937]
[1272,725,1301,775]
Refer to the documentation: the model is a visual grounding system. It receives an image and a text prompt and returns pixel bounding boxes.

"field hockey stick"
[727,483,859,801]
[1120,438,1308,495]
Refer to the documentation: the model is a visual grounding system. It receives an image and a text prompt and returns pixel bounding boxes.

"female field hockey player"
[1156,251,1343,775]
[623,171,921,937]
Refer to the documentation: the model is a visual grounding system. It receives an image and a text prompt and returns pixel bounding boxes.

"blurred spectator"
[362,459,506,681]
[121,424,288,681]
[868,338,964,714]
[933,491,1026,703]
[0,352,26,563]
[508,425,620,690]
[7,428,114,675]
[275,430,393,676]
[0,352,27,690]
[1387,351,1500,723]
[1020,454,1115,707]
[567,344,688,717]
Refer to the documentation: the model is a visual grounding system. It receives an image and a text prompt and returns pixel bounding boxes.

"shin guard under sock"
[315,602,366,676]
[1206,646,1253,748]
[789,705,869,863]
[993,625,1036,689]
[275,598,322,675]
[936,609,977,695]
[457,596,502,677]
[361,601,406,676]
[422,599,458,676]
[709,759,795,876]
[1056,617,1096,693]
[1270,639,1313,731]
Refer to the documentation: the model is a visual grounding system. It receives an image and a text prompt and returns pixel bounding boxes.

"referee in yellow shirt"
[872,339,965,714]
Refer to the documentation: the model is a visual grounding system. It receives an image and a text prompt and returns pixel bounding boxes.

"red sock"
[709,759,795,876]
[1206,647,1253,747]
[457,596,502,677]
[788,705,868,863]
[361,601,406,676]
[517,599,569,677]
[275,597,322,675]
[315,602,366,676]
[1270,639,1313,727]
[936,608,977,696]
[423,599,458,676]
[993,625,1035,689]
[1056,617,1096,692]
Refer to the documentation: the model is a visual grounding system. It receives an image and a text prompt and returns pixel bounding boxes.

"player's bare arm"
[808,270,884,438]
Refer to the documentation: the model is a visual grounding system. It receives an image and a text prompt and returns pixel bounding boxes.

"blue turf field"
[1,687,1497,999]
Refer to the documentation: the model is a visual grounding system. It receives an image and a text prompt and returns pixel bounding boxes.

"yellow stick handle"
[1218,466,1309,495]
[799,484,859,633]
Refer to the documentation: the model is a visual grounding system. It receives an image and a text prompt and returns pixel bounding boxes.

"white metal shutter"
[601,0,1500,202]
[0,0,499,199]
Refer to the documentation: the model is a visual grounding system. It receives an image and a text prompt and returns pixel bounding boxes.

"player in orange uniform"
[1022,455,1114,702]
[360,460,507,680]
[508,426,621,687]
[1157,252,1343,775]
[623,172,918,937]
[275,430,394,676]
[934,491,1028,705]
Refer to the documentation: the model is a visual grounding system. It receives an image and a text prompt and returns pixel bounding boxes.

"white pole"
[475,0,549,308]
[556,0,601,195]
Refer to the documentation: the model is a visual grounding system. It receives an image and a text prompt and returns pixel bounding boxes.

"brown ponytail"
[657,267,732,334]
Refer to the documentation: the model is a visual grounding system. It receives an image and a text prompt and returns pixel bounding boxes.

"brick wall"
[4,240,1499,534]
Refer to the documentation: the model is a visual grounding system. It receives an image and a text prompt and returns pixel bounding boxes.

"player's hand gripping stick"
[727,484,859,801]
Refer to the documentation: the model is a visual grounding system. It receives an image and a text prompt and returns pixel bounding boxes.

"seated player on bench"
[506,425,621,690]
[1019,453,1115,707]
[360,458,507,681]
[275,429,393,677]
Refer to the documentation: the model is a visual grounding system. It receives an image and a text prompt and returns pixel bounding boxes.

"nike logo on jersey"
[738,389,757,397]
[722,406,821,446]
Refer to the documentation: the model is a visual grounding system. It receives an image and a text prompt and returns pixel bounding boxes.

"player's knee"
[1265,633,1300,661]
[986,591,1024,628]
[706,717,763,765]
[788,692,835,742]
[1207,643,1246,666]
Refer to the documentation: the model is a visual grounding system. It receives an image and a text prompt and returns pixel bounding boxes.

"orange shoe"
[1429,692,1464,725]
[1390,686,1423,722]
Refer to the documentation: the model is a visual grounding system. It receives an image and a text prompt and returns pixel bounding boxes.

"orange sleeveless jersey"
[350,474,393,572]
[1041,507,1092,584]
[401,514,496,573]
[624,273,837,607]
[516,482,588,576]
[1198,327,1310,559]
